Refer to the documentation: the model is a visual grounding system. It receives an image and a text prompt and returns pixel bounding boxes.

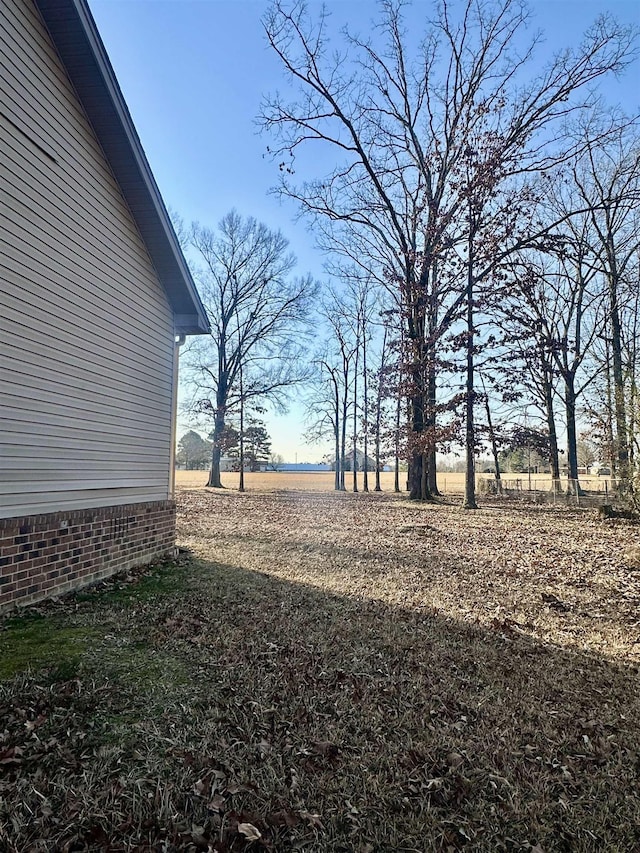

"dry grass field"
[1,484,639,851]
[175,468,613,497]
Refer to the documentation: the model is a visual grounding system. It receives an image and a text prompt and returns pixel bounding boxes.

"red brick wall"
[0,501,176,612]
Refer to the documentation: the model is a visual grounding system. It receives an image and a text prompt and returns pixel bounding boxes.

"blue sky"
[88,0,640,461]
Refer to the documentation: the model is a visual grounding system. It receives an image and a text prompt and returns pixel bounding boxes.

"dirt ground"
[1,486,639,852]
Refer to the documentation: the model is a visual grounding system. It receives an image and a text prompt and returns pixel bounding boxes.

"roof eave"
[34,0,210,335]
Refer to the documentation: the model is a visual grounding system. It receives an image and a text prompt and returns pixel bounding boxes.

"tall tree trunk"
[374,439,381,490]
[340,392,348,491]
[426,263,440,497]
[374,325,387,492]
[394,391,401,493]
[238,367,245,493]
[546,395,561,494]
[362,324,369,492]
[482,384,501,490]
[407,286,431,500]
[374,376,382,492]
[542,365,561,493]
[352,326,359,493]
[564,377,583,495]
[207,349,228,488]
[426,358,440,496]
[352,438,358,492]
[427,450,438,496]
[608,263,630,485]
[207,412,225,488]
[334,425,341,490]
[333,380,341,491]
[409,446,427,498]
[627,284,639,471]
[408,388,431,499]
[463,238,477,510]
[629,379,637,471]
[605,334,616,477]
[420,451,428,500]
[207,385,226,487]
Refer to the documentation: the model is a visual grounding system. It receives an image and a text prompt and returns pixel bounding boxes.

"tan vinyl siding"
[0,0,177,518]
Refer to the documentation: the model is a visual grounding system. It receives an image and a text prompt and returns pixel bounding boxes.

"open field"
[1,488,640,851]
[175,468,614,496]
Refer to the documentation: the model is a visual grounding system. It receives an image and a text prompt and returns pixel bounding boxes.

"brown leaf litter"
[0,487,639,851]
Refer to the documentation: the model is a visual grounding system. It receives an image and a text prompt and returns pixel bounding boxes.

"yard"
[1,484,639,851]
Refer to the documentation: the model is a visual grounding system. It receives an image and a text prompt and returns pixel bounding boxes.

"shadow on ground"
[1,543,639,852]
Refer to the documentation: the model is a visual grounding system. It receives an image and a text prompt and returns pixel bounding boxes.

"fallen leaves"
[541,591,571,612]
[237,821,262,841]
[0,488,639,851]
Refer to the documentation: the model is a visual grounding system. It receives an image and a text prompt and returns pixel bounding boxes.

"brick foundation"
[0,500,176,612]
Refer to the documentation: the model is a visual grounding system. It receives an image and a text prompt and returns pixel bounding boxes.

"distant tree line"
[176,420,273,474]
[259,0,640,504]
[175,0,639,503]
[175,430,212,470]
[176,210,317,488]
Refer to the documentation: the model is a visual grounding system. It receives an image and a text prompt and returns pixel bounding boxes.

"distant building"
[0,0,209,610]
[219,457,237,473]
[327,449,377,472]
[278,463,331,472]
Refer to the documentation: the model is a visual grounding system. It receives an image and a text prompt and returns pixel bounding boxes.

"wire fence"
[438,474,618,506]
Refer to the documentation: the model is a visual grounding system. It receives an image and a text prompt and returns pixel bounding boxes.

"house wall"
[0,501,176,610]
[0,0,182,608]
[0,0,177,519]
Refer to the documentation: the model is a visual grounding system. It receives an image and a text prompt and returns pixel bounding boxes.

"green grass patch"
[0,558,190,685]
[0,613,99,680]
[74,558,188,607]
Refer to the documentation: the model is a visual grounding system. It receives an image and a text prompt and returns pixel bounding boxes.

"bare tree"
[494,295,565,493]
[571,119,640,485]
[344,277,379,492]
[542,256,601,495]
[623,266,640,474]
[370,315,395,491]
[182,210,317,487]
[304,288,361,490]
[303,350,344,491]
[508,216,604,494]
[261,0,637,501]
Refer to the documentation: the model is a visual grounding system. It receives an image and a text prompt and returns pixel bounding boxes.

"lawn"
[1,487,639,852]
